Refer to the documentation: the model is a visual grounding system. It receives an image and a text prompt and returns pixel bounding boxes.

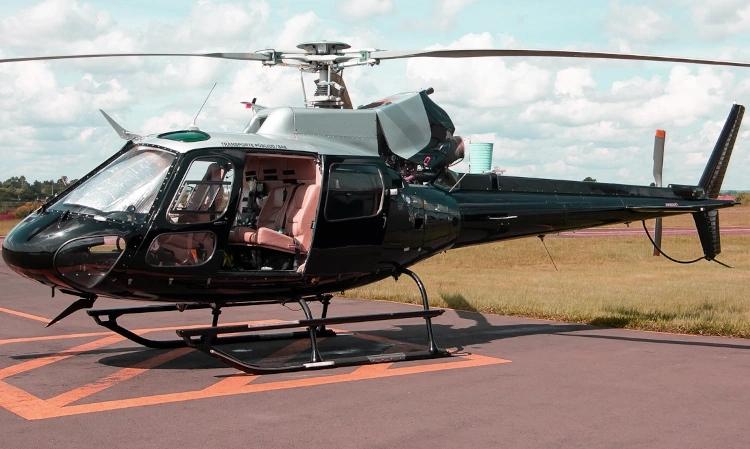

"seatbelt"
[279,184,302,234]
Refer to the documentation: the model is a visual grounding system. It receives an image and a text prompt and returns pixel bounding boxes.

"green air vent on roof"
[158,130,210,142]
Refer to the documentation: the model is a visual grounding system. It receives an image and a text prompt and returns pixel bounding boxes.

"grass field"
[350,206,750,337]
[0,219,20,236]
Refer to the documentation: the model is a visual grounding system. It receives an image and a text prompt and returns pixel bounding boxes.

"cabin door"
[303,158,389,275]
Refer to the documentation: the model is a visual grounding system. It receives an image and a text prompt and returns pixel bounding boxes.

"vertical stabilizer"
[699,104,744,198]
[693,103,744,261]
[693,209,721,260]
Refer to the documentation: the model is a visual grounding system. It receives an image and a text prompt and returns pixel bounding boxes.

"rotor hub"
[296,41,351,55]
[294,41,354,108]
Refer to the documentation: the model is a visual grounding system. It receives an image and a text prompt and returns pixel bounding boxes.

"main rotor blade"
[370,49,750,68]
[0,52,271,64]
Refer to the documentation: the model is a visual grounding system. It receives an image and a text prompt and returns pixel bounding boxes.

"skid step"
[177,309,444,342]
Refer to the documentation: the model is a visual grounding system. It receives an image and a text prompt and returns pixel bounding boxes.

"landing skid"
[86,269,449,374]
[87,298,335,349]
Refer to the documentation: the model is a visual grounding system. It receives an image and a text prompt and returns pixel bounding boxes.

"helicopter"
[1,41,747,374]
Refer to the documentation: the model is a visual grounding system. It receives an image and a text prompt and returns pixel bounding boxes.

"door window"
[146,231,217,267]
[325,164,384,221]
[168,158,234,224]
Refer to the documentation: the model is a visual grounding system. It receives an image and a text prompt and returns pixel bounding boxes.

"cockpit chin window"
[49,147,175,223]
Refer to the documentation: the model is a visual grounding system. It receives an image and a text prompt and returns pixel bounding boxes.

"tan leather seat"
[228,186,287,244]
[255,184,320,254]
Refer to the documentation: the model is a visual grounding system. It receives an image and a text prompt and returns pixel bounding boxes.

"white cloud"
[141,110,193,135]
[405,33,552,108]
[0,2,747,190]
[554,67,595,97]
[0,0,112,51]
[692,1,750,38]
[168,0,270,48]
[434,0,476,29]
[338,0,393,20]
[275,12,322,50]
[607,3,672,43]
[522,66,732,128]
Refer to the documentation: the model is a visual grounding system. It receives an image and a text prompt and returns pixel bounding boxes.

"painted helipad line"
[0,306,51,324]
[0,323,510,420]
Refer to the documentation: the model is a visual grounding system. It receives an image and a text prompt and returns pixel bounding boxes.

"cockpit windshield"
[50,147,175,223]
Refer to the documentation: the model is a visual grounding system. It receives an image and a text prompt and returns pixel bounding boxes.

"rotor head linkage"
[295,41,354,108]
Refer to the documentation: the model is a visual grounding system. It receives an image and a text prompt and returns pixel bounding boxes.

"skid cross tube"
[86,296,334,349]
[176,269,449,374]
[178,307,447,374]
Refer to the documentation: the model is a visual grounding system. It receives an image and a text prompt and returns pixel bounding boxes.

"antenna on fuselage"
[189,82,217,130]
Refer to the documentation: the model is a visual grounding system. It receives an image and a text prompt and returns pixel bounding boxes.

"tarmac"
[1,248,749,449]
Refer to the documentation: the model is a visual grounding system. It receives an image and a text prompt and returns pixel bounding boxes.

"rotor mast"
[287,41,351,108]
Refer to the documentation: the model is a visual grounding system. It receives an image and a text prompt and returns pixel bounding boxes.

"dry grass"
[349,206,750,337]
[0,219,21,236]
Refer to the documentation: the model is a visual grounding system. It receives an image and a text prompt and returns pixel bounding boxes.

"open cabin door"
[303,157,390,275]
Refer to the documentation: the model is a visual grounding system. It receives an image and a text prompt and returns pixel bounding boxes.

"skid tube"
[86,296,335,349]
[176,268,450,374]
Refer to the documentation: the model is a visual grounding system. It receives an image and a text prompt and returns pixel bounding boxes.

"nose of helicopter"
[3,211,130,291]
[1,215,60,285]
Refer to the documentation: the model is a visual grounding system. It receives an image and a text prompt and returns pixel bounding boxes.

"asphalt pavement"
[1,251,749,449]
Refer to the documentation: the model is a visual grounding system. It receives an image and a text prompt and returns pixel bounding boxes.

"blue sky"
[1,0,749,188]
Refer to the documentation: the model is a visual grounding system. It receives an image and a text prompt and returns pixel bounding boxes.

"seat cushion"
[255,227,297,254]
[228,227,258,244]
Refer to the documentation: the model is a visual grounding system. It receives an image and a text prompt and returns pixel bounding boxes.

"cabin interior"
[225,154,321,272]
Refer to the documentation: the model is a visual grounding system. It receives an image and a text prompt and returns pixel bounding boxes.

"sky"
[1,0,749,189]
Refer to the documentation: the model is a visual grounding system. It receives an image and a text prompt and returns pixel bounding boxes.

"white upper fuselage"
[136,91,432,159]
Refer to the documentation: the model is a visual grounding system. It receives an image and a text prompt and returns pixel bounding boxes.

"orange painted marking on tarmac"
[0,331,114,346]
[0,306,50,324]
[0,325,511,420]
[0,335,123,380]
[201,375,258,393]
[0,320,284,346]
[47,347,193,407]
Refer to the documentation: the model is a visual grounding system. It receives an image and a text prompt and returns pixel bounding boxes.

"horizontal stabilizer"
[626,203,734,214]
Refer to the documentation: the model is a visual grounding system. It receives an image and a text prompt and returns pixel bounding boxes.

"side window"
[168,157,234,224]
[146,232,217,267]
[325,164,384,221]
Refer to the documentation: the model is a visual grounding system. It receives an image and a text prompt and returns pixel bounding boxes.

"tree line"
[0,176,75,216]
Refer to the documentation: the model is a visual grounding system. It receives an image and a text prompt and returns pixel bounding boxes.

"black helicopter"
[1,42,746,373]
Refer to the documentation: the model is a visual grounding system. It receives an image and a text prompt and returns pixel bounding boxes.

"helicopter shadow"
[91,293,594,371]
[360,293,750,354]
[17,293,749,372]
